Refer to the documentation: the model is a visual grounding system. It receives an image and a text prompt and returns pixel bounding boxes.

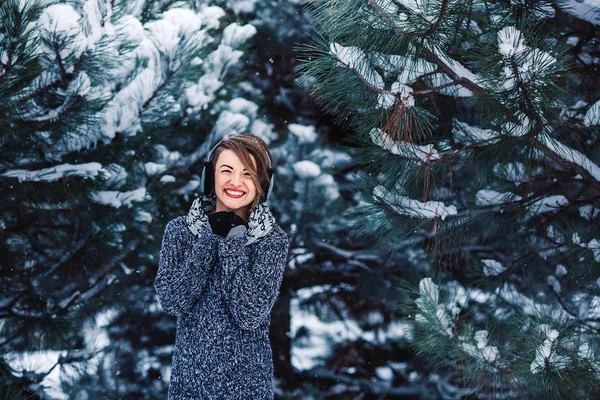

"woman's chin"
[217,197,249,212]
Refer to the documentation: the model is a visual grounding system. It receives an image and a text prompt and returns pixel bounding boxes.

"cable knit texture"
[155,212,289,399]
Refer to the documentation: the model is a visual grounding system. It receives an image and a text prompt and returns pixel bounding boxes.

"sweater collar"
[185,195,275,246]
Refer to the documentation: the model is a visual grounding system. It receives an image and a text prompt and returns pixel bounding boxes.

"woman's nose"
[229,173,242,185]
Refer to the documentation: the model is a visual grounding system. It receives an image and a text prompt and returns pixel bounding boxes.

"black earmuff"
[200,139,275,203]
[202,160,216,196]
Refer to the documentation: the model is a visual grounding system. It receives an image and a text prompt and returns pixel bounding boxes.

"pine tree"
[1,0,367,398]
[0,0,262,397]
[298,0,600,397]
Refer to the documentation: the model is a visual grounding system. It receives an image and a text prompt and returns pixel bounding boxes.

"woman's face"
[213,149,257,216]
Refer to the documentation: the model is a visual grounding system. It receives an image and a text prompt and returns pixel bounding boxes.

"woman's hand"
[226,225,247,239]
[208,211,248,237]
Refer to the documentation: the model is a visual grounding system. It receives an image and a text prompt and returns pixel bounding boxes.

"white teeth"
[225,189,244,196]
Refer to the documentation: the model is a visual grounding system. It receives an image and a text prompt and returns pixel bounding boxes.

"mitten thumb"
[226,225,247,239]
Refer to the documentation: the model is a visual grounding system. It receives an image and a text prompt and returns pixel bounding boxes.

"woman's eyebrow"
[219,164,247,170]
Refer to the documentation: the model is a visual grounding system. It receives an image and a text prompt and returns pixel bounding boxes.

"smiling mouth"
[224,189,245,198]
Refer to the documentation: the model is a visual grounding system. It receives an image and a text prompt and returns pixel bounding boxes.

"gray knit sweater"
[155,215,289,399]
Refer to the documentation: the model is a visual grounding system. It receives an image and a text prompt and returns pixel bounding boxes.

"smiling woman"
[212,149,259,222]
[154,134,289,400]
[206,135,274,209]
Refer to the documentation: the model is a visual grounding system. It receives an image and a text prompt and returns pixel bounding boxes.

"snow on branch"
[578,205,600,220]
[481,259,508,276]
[91,188,148,208]
[497,27,526,57]
[222,23,257,48]
[452,120,499,145]
[369,0,486,97]
[497,26,557,92]
[372,51,436,83]
[198,5,227,30]
[415,278,454,337]
[527,195,569,216]
[459,330,501,368]
[427,45,481,93]
[370,128,440,162]
[373,185,457,220]
[573,235,600,262]
[530,324,570,374]
[415,280,546,374]
[38,4,87,68]
[184,23,255,114]
[289,124,318,144]
[372,0,400,15]
[583,100,600,126]
[475,189,522,207]
[559,0,600,25]
[414,279,504,370]
[330,42,384,91]
[397,0,439,22]
[497,283,551,316]
[538,132,600,182]
[501,112,531,137]
[2,162,109,182]
[378,82,415,108]
[293,160,321,179]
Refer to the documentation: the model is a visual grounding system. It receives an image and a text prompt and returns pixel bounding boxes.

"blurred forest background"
[0,0,599,399]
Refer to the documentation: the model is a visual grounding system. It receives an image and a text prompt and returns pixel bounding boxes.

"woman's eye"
[221,170,231,174]
[244,173,252,177]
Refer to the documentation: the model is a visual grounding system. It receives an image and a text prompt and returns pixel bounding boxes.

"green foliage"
[298,0,600,396]
[0,0,261,397]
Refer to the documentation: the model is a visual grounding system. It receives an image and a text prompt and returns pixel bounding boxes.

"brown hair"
[211,134,274,209]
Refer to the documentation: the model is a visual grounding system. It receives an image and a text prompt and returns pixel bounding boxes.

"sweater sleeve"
[217,228,289,331]
[154,217,217,316]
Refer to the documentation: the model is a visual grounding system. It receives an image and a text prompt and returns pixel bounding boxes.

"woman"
[154,134,289,399]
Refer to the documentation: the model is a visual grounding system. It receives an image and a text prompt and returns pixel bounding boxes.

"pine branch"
[0,326,25,348]
[509,56,539,122]
[302,0,600,395]
[549,286,600,328]
[14,95,84,125]
[366,0,507,103]
[14,78,63,108]
[52,41,68,82]
[314,240,381,265]
[84,238,141,294]
[413,80,463,95]
[0,35,16,86]
[553,6,600,41]
[1,238,140,321]
[35,230,93,279]
[287,261,359,290]
[142,69,175,110]
[365,0,600,193]
[424,0,449,36]
[9,347,101,388]
[297,367,425,397]
[437,244,511,260]
[330,53,386,95]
